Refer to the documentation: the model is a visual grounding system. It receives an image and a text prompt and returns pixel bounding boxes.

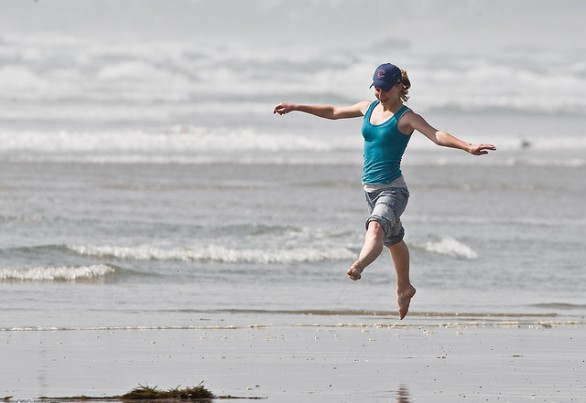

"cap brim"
[370,80,393,91]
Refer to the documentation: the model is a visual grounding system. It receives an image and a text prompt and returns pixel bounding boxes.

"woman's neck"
[379,98,403,113]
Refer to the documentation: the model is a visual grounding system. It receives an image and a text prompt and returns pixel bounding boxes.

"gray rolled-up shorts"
[364,187,410,246]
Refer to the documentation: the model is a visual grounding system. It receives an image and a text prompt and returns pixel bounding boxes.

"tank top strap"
[365,100,379,120]
[395,105,411,120]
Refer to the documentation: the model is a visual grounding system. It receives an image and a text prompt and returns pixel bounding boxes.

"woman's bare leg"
[389,240,416,319]
[347,221,385,280]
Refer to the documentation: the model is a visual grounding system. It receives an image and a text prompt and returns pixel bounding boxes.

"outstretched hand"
[273,102,294,115]
[469,144,497,155]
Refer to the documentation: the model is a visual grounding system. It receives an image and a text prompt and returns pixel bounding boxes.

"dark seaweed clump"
[121,384,214,400]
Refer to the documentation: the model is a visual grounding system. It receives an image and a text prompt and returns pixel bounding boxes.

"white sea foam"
[2,125,586,168]
[0,126,337,154]
[1,34,585,120]
[1,34,586,169]
[67,244,355,264]
[0,264,115,281]
[421,237,478,259]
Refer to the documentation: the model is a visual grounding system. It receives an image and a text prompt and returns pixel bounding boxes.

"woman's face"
[374,83,401,104]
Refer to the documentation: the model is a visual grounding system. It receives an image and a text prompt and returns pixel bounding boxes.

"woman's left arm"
[401,111,496,155]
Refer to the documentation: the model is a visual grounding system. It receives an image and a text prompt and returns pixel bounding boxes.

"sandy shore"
[2,313,585,402]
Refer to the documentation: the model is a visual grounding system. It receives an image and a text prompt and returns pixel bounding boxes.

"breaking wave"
[0,264,115,282]
[66,244,355,264]
[420,237,478,259]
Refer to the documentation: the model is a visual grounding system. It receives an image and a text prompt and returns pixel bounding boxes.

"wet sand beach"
[3,312,585,402]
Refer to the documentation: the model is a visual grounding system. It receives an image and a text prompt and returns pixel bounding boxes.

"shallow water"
[1,155,585,330]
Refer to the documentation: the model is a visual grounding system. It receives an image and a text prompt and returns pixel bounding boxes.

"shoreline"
[2,307,584,332]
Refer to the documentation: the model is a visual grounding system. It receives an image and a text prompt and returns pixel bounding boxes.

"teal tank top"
[362,101,412,184]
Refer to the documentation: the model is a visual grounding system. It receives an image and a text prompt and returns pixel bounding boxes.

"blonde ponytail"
[400,69,411,102]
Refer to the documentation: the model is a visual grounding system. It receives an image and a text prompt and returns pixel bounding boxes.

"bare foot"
[347,262,364,281]
[397,285,416,320]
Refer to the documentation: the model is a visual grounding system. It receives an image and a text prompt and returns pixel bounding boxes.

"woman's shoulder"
[362,99,379,113]
[351,100,375,115]
[398,106,419,120]
[396,106,419,135]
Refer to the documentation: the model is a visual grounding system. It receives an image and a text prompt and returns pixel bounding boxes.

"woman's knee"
[367,220,385,237]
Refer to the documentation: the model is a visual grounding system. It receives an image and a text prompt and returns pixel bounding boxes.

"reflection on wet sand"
[395,384,410,403]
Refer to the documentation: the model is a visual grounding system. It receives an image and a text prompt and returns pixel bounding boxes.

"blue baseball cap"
[370,63,402,91]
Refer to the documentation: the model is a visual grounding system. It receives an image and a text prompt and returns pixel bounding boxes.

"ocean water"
[1,31,586,332]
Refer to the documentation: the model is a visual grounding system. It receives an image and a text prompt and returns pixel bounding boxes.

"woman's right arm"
[273,101,369,120]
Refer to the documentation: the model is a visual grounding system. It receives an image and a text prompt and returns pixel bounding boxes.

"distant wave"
[0,213,45,223]
[3,152,585,169]
[3,126,586,155]
[0,126,338,154]
[2,125,586,168]
[66,244,355,264]
[419,237,478,259]
[1,34,585,117]
[0,264,115,282]
[0,126,362,168]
